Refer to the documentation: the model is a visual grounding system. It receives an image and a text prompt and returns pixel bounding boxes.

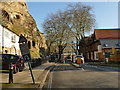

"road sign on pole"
[18,34,35,84]
[19,43,31,62]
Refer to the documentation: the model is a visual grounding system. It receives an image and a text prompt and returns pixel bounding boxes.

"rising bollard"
[9,63,13,84]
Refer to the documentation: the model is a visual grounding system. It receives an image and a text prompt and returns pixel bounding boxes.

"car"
[0,54,24,74]
[75,55,85,64]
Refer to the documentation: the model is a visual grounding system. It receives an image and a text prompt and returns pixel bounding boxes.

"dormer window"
[115,43,120,47]
[103,44,108,47]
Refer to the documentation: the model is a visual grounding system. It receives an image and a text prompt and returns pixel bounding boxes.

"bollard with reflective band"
[9,63,13,84]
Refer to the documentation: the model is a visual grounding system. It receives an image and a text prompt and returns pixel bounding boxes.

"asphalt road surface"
[43,61,119,89]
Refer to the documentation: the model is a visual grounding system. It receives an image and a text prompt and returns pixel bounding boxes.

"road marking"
[81,68,84,70]
[47,65,57,90]
[78,68,84,70]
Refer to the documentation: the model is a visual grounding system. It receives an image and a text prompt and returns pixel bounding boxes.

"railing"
[30,57,49,68]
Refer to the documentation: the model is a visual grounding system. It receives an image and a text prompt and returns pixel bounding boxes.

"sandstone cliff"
[0,1,46,58]
[1,1,39,37]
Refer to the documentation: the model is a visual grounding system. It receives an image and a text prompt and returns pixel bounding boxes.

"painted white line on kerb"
[47,65,57,90]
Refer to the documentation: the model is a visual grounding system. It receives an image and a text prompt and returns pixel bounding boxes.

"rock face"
[0,1,47,58]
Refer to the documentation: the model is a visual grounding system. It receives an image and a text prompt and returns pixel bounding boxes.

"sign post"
[18,34,35,84]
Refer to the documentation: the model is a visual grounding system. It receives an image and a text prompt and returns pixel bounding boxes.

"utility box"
[77,56,81,64]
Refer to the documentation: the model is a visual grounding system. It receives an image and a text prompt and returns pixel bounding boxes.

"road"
[43,60,119,89]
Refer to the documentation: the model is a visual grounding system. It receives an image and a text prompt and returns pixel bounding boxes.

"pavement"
[71,62,120,72]
[87,62,120,67]
[71,62,120,68]
[1,62,55,89]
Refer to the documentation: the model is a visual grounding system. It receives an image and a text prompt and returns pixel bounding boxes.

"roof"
[1,24,20,37]
[95,29,120,40]
[100,39,120,49]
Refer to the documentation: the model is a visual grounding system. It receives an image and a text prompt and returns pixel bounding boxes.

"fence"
[30,57,49,68]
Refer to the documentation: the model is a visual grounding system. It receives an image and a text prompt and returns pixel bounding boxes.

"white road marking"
[81,68,84,70]
[78,68,84,70]
[47,65,57,90]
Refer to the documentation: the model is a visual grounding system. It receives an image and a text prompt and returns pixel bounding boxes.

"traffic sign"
[19,43,31,62]
[23,54,31,62]
[18,34,35,84]
[19,43,30,55]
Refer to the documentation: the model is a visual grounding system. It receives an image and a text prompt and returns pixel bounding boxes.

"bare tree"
[43,2,96,61]
[66,2,96,55]
[43,10,71,61]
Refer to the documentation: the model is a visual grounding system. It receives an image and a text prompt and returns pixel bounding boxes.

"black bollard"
[9,63,13,84]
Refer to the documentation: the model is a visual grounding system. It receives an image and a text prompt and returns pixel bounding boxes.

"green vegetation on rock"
[30,50,40,59]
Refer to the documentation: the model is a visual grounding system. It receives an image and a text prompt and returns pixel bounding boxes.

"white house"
[0,24,21,55]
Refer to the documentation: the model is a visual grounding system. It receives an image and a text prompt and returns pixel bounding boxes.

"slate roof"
[100,39,120,49]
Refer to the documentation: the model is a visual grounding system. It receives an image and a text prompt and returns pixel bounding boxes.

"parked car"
[75,55,85,64]
[0,54,24,73]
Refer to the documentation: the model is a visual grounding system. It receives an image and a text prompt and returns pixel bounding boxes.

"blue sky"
[27,2,118,35]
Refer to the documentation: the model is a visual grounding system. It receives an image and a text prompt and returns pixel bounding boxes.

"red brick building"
[83,29,120,62]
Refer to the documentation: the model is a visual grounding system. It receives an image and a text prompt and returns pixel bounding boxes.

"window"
[2,10,9,20]
[16,15,20,19]
[11,34,16,43]
[87,53,89,59]
[2,54,10,60]
[94,52,98,60]
[5,50,8,53]
[0,30,1,36]
[32,41,35,47]
[4,31,9,38]
[103,44,108,47]
[28,41,31,49]
[115,43,120,47]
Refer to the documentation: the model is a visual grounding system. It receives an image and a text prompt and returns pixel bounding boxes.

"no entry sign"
[19,35,31,62]
[22,53,31,62]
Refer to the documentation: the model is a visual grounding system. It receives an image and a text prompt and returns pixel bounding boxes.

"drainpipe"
[2,26,4,53]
